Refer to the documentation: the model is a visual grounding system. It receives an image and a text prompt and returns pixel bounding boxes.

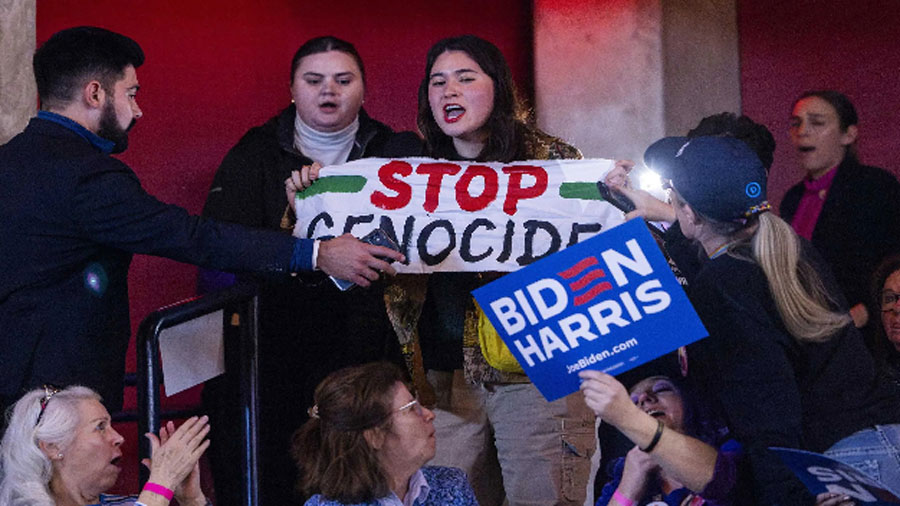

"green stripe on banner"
[295,175,368,200]
[559,182,604,200]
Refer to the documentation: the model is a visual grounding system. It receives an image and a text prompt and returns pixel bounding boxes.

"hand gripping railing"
[135,282,260,506]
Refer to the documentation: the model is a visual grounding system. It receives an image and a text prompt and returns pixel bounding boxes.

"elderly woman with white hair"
[0,385,210,506]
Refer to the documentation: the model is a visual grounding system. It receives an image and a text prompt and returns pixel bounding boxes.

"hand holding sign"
[577,370,641,428]
[472,218,707,401]
[816,492,856,506]
[772,447,900,504]
[604,159,635,188]
[285,162,323,213]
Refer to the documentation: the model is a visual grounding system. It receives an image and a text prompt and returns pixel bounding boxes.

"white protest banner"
[291,157,626,273]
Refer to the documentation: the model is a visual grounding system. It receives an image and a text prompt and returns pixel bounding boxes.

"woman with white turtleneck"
[200,36,422,506]
[293,113,358,167]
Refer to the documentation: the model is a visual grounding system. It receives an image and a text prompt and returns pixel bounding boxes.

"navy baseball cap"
[643,136,768,223]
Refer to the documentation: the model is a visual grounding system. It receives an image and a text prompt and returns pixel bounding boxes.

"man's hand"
[317,234,405,288]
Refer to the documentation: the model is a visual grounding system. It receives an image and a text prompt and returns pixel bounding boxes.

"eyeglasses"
[882,290,900,313]
[35,384,61,426]
[395,397,425,417]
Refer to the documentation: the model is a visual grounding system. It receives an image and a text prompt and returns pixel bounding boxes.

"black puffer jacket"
[201,105,421,506]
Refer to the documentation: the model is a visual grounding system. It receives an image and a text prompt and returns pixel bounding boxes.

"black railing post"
[135,283,259,505]
[239,294,260,506]
[136,315,163,485]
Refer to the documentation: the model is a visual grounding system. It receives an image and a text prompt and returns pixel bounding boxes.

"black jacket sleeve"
[689,263,816,505]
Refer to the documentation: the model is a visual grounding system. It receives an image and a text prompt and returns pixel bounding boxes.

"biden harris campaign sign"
[772,447,900,503]
[472,219,707,401]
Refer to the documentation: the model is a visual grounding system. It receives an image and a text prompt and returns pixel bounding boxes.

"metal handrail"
[135,282,260,506]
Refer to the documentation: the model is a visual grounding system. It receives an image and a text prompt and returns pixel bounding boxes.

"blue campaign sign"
[771,447,900,503]
[472,219,707,401]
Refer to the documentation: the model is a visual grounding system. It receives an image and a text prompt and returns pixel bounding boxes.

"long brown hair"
[416,35,532,162]
[291,362,407,503]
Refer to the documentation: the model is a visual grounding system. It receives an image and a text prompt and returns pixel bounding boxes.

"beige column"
[0,0,36,144]
[534,0,740,162]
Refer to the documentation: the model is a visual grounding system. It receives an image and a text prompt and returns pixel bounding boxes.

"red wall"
[35,0,900,399]
[37,0,531,494]
[738,0,900,209]
[37,0,532,391]
[36,0,900,495]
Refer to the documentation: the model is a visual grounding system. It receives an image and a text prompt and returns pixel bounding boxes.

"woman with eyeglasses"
[781,90,900,329]
[0,386,211,506]
[291,362,476,506]
[868,256,900,391]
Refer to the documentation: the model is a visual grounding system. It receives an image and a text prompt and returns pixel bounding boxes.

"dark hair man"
[0,26,402,416]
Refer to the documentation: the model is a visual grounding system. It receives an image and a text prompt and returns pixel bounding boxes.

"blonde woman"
[639,136,900,504]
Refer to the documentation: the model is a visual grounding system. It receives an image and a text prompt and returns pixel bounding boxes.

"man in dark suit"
[0,26,402,418]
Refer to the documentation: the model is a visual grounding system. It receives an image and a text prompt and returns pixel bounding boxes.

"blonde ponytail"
[752,212,851,342]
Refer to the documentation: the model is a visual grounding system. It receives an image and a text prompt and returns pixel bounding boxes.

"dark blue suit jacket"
[0,116,301,411]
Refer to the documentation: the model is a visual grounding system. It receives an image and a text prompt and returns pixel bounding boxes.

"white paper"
[158,309,225,396]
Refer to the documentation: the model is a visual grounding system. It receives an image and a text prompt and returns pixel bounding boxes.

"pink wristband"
[143,482,174,501]
[613,489,635,506]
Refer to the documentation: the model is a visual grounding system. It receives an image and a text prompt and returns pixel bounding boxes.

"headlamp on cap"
[642,136,769,224]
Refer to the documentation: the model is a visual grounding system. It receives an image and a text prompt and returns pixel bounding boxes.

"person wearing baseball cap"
[640,136,900,503]
[643,136,770,227]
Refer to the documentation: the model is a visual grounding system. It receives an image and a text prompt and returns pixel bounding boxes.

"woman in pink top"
[780,90,900,328]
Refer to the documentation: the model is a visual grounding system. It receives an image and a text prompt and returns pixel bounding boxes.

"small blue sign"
[472,219,708,401]
[772,447,900,503]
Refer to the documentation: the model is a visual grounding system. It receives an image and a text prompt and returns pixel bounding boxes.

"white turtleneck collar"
[293,113,360,167]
